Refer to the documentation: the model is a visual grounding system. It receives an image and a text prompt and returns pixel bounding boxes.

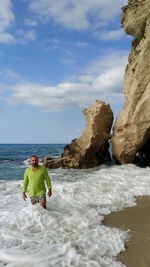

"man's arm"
[43,167,52,197]
[22,170,29,201]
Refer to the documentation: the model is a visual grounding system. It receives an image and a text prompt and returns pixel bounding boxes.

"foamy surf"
[0,164,150,267]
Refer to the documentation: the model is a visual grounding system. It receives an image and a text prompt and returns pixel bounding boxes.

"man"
[22,155,52,209]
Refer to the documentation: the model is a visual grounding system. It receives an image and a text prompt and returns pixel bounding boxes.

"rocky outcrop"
[43,157,63,168]
[112,0,150,165]
[44,100,113,169]
[61,100,113,168]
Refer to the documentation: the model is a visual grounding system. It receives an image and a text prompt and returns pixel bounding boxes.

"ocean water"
[0,144,150,267]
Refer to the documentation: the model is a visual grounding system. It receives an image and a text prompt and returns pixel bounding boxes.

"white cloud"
[94,29,125,41]
[0,0,14,32]
[0,1,36,44]
[39,37,62,51]
[29,0,127,31]
[15,29,36,44]
[7,51,127,111]
[0,0,16,44]
[24,18,37,27]
[0,68,22,81]
[93,67,124,92]
[0,32,15,44]
[0,0,127,44]
[23,30,36,42]
[83,52,128,75]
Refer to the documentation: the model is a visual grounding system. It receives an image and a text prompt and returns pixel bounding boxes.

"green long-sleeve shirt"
[22,165,52,197]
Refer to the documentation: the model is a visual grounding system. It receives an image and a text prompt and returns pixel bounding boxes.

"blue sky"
[0,0,131,144]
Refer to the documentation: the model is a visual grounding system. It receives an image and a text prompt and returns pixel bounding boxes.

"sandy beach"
[104,196,150,267]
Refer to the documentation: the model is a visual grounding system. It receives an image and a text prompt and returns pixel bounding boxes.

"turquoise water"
[0,144,65,180]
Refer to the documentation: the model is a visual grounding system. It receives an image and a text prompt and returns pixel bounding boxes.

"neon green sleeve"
[43,167,52,190]
[22,169,29,192]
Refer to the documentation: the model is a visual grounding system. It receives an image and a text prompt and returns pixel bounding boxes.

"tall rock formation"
[62,100,113,168]
[44,100,113,168]
[112,0,150,164]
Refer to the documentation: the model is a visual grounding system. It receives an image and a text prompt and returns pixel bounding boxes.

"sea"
[0,144,150,267]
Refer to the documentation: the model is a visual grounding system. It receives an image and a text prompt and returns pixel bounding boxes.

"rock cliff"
[112,0,150,165]
[44,100,113,168]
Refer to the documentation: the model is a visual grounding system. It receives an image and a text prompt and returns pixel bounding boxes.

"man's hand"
[22,192,27,201]
[47,188,52,198]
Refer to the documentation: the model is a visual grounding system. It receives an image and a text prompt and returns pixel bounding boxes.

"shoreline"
[104,195,150,267]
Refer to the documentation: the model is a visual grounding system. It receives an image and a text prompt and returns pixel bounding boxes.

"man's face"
[31,157,39,168]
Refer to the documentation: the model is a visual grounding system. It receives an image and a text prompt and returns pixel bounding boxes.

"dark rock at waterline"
[134,139,150,167]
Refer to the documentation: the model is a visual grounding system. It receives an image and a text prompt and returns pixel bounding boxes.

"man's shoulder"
[25,166,32,173]
[39,165,47,171]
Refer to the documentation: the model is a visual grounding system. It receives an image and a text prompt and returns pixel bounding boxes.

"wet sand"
[104,196,150,267]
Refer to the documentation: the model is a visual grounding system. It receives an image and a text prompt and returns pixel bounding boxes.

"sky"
[0,0,131,144]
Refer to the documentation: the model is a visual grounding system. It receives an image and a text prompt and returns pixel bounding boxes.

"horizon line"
[0,143,67,145]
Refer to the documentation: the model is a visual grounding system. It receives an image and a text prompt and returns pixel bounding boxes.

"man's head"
[31,155,39,168]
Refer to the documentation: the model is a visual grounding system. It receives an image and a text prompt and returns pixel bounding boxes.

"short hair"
[31,155,38,159]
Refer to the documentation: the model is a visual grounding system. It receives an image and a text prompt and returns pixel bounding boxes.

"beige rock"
[44,100,113,169]
[112,0,150,163]
[43,157,63,168]
[62,100,113,168]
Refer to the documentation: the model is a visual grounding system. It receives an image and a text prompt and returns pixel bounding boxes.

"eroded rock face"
[112,0,150,164]
[43,157,63,168]
[62,100,113,168]
[44,100,113,169]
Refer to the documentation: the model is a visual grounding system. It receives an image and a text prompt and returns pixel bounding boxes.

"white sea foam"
[0,164,150,267]
[23,158,31,167]
[23,158,43,167]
